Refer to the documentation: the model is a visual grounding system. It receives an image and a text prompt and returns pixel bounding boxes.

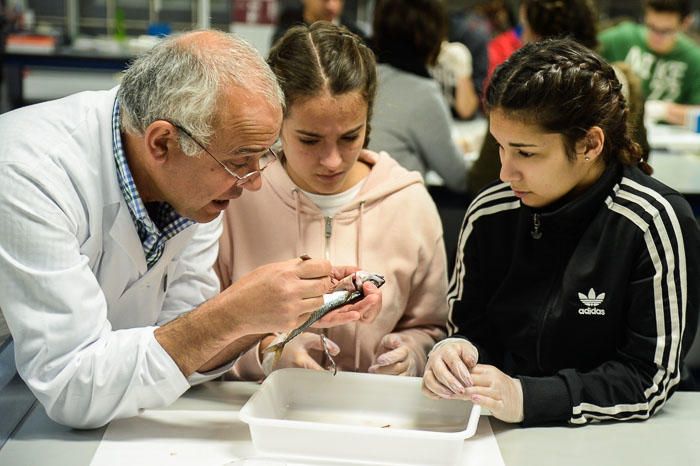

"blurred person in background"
[486,14,522,82]
[217,22,448,380]
[271,0,367,46]
[446,3,491,104]
[368,0,470,193]
[423,38,699,426]
[599,0,700,126]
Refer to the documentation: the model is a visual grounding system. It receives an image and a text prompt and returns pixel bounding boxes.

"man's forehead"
[214,87,281,128]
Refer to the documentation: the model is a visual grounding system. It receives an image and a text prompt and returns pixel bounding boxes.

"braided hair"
[486,38,651,174]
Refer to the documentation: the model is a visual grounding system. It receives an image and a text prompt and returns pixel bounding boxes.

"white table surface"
[0,381,697,466]
[647,123,700,153]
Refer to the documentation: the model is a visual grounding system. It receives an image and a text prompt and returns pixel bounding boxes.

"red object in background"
[485,28,522,88]
[232,0,277,24]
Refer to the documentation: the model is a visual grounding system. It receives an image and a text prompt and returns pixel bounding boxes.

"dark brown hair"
[486,39,651,174]
[268,21,377,148]
[372,0,446,68]
[645,0,691,18]
[523,0,599,50]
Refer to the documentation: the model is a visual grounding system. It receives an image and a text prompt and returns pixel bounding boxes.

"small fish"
[264,270,385,372]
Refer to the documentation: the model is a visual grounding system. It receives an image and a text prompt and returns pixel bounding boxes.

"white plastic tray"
[239,368,480,465]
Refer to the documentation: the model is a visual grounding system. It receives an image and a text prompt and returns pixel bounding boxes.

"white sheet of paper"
[91,410,504,466]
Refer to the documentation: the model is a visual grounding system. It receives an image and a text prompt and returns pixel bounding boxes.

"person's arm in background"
[435,41,479,120]
[660,30,700,126]
[454,75,480,120]
[448,11,489,99]
[663,103,700,126]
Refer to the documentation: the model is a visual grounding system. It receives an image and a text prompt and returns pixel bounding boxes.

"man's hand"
[368,333,418,376]
[422,339,478,399]
[463,364,524,423]
[261,332,340,375]
[218,256,334,334]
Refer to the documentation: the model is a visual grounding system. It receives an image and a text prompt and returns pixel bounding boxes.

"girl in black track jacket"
[421,39,700,426]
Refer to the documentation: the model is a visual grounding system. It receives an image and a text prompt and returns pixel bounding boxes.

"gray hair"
[118,30,284,156]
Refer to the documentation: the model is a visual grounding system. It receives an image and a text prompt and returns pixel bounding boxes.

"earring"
[584,156,590,161]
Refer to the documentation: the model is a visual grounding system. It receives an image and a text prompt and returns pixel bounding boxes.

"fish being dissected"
[264,270,385,374]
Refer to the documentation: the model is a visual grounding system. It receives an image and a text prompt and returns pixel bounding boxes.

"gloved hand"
[464,364,524,423]
[261,332,340,376]
[436,41,473,80]
[421,339,478,398]
[368,333,419,376]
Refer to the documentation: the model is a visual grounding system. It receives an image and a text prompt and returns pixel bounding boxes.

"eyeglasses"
[166,120,278,186]
[645,22,679,37]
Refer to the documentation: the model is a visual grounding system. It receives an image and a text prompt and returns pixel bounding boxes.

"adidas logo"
[578,288,606,316]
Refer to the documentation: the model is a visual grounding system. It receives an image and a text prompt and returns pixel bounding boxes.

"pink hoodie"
[215,150,448,379]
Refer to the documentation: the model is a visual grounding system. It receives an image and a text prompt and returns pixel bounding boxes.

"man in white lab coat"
[0,30,381,428]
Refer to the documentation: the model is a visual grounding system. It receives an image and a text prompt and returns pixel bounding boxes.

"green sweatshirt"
[599,21,700,104]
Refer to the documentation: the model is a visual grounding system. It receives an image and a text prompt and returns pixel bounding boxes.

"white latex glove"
[463,364,524,423]
[421,339,478,398]
[436,41,473,80]
[261,332,340,376]
[368,333,418,376]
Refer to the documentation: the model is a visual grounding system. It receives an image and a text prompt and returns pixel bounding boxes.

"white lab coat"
[0,88,226,428]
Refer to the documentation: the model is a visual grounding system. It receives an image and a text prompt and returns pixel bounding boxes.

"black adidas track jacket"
[447,162,700,426]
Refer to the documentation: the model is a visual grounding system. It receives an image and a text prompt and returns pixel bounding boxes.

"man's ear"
[143,120,178,164]
[577,126,605,162]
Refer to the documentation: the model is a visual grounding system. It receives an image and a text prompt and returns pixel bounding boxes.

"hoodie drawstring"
[292,189,303,257]
[353,201,366,371]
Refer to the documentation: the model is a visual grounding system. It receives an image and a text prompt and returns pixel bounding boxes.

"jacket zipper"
[535,237,563,373]
[535,285,555,372]
[531,213,542,239]
[531,211,546,370]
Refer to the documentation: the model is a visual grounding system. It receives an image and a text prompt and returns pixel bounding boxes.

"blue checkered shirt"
[112,101,194,269]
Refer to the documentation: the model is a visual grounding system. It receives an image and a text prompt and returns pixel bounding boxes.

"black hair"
[522,0,599,50]
[645,0,691,18]
[372,0,446,69]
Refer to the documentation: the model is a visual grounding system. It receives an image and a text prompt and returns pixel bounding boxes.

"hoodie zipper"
[321,216,334,367]
[324,216,333,260]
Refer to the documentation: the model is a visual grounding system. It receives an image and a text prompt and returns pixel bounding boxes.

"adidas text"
[578,307,606,316]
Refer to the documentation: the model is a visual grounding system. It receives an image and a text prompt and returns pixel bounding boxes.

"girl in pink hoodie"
[215,22,448,379]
